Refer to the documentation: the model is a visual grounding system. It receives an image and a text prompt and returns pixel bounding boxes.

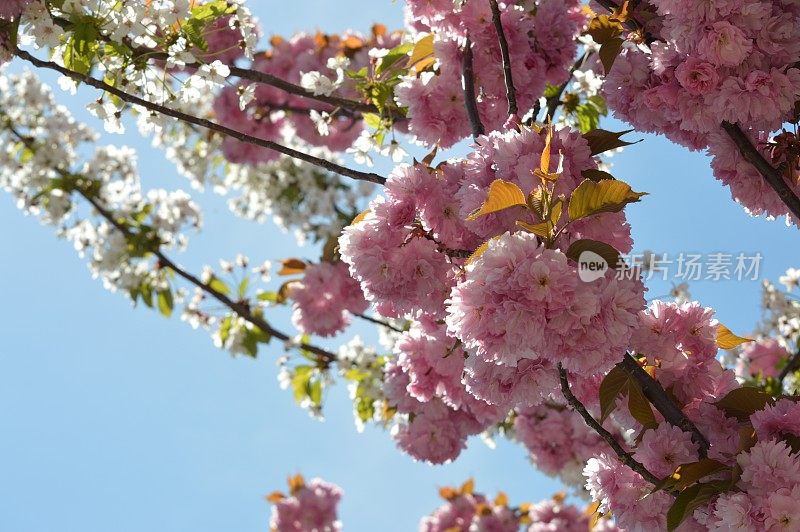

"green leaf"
[667,481,731,531]
[64,21,99,75]
[140,283,154,308]
[599,365,630,422]
[583,128,640,156]
[157,289,174,317]
[362,113,383,129]
[238,276,250,299]
[627,380,658,429]
[714,387,773,421]
[581,169,616,182]
[567,179,646,221]
[376,42,413,75]
[566,239,623,269]
[664,459,729,492]
[208,276,231,296]
[599,37,624,74]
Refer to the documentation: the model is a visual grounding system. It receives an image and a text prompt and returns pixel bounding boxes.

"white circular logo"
[577,250,609,282]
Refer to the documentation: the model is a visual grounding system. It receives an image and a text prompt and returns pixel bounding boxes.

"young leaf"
[407,34,434,70]
[583,128,640,156]
[157,289,174,318]
[667,459,729,492]
[567,179,646,221]
[599,37,624,74]
[581,169,616,182]
[599,365,630,422]
[714,387,773,421]
[516,220,552,237]
[467,179,527,220]
[715,323,754,350]
[566,239,623,269]
[208,276,231,296]
[465,240,491,266]
[278,258,307,276]
[627,380,658,429]
[667,481,731,531]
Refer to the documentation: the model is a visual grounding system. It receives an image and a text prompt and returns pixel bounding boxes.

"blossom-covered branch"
[618,353,711,457]
[557,363,662,486]
[14,49,387,186]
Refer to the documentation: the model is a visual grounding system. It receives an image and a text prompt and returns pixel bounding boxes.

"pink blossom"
[738,338,790,379]
[288,261,368,337]
[750,399,800,442]
[527,499,590,532]
[464,357,558,410]
[709,492,766,531]
[737,439,800,497]
[633,423,699,478]
[675,57,720,95]
[0,0,31,19]
[516,405,610,477]
[392,399,475,464]
[269,478,343,532]
[698,21,753,67]
[764,485,800,531]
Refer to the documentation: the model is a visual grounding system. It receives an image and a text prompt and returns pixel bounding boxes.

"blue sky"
[1,2,799,531]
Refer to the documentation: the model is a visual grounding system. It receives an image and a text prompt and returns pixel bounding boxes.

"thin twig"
[618,354,710,457]
[461,35,484,138]
[488,0,517,117]
[14,48,387,186]
[557,364,663,486]
[721,122,800,221]
[352,312,404,333]
[777,346,800,385]
[84,190,338,365]
[544,51,591,121]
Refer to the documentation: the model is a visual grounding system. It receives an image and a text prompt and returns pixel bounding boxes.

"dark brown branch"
[488,0,517,117]
[721,122,800,221]
[619,354,710,457]
[461,35,485,138]
[777,346,800,385]
[352,312,404,333]
[557,364,663,485]
[14,48,387,186]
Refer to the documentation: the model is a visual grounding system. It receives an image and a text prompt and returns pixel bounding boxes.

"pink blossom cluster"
[419,491,520,532]
[457,127,633,252]
[0,0,32,20]
[214,29,399,164]
[397,0,585,147]
[269,477,342,532]
[602,0,800,222]
[339,162,472,319]
[194,15,254,66]
[446,232,645,376]
[527,497,596,532]
[736,337,790,380]
[630,301,737,405]
[383,320,506,464]
[287,261,368,337]
[514,405,612,478]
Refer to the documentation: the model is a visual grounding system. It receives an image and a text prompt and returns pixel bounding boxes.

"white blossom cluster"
[0,69,201,294]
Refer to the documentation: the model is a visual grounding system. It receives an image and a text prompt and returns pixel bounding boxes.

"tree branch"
[5,122,337,364]
[721,122,800,221]
[461,35,485,138]
[557,363,663,486]
[777,346,800,385]
[50,15,381,117]
[14,48,387,186]
[82,190,338,365]
[488,0,517,117]
[618,354,710,457]
[352,313,405,333]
